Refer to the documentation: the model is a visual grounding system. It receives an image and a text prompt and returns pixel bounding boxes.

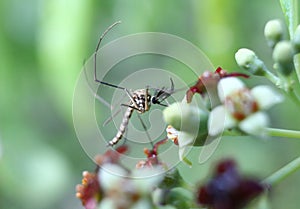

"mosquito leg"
[95,21,121,53]
[103,108,122,126]
[121,103,140,111]
[169,77,174,92]
[123,89,141,111]
[165,100,171,106]
[103,93,128,126]
[83,60,111,108]
[136,114,154,149]
[93,21,125,90]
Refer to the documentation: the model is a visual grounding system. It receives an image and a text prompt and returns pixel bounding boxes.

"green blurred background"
[1,0,300,209]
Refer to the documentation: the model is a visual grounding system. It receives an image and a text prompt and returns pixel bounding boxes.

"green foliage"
[280,0,299,38]
[1,1,300,209]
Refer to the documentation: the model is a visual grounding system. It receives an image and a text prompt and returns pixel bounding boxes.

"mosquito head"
[151,78,174,106]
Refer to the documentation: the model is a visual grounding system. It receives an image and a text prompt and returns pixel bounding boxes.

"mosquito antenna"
[94,21,125,90]
[150,77,176,106]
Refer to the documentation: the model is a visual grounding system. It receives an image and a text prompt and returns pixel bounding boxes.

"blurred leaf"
[165,187,194,209]
[279,0,299,38]
[246,193,272,209]
[159,168,186,189]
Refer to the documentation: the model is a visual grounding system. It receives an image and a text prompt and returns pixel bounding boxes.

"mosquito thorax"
[132,89,152,113]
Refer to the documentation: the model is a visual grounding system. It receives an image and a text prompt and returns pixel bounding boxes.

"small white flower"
[130,199,152,209]
[209,77,283,137]
[98,164,128,191]
[131,166,165,194]
[99,198,117,209]
[98,163,164,209]
[166,125,193,166]
[239,112,269,136]
[217,77,245,102]
[251,85,283,109]
[208,105,236,136]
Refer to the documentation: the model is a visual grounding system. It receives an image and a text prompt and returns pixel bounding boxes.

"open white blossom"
[166,125,194,166]
[208,77,283,137]
[163,102,209,165]
[98,164,164,209]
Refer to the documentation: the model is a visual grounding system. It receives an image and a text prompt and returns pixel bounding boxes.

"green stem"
[263,66,281,86]
[293,54,300,89]
[266,127,300,139]
[279,0,300,97]
[288,87,300,106]
[263,156,300,186]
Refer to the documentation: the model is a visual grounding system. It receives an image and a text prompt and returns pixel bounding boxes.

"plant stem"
[293,54,300,90]
[288,87,300,106]
[264,68,281,86]
[263,156,300,186]
[266,128,300,139]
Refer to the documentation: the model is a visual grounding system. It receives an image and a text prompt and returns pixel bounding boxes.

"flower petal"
[99,198,117,209]
[177,131,195,147]
[239,112,269,136]
[169,131,194,165]
[131,167,165,193]
[218,77,245,102]
[208,106,237,136]
[98,164,128,190]
[251,85,283,110]
[178,146,192,166]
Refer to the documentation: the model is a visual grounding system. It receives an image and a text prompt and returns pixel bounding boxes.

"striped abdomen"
[108,106,134,146]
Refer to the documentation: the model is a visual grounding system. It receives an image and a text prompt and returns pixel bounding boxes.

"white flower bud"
[235,48,265,75]
[163,102,208,135]
[264,19,284,48]
[272,41,295,75]
[98,164,128,190]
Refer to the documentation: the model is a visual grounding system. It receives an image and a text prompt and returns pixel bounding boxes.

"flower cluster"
[208,77,283,137]
[136,138,168,169]
[76,141,176,209]
[77,12,300,209]
[186,67,249,108]
[236,19,300,89]
[163,67,282,164]
[196,159,265,209]
[76,146,128,209]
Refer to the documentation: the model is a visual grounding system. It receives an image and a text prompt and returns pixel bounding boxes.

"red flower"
[196,159,265,209]
[136,138,168,169]
[76,146,128,209]
[94,145,128,166]
[186,67,249,103]
[76,171,101,209]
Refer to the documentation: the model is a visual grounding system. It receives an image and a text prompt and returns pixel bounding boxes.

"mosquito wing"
[102,92,129,126]
[103,108,122,126]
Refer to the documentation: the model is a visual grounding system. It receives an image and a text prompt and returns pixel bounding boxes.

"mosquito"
[87,21,175,147]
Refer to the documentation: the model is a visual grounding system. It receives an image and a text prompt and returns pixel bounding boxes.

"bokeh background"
[1,0,300,209]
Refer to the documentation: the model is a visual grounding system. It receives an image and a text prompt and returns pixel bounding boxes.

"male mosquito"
[88,21,175,147]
